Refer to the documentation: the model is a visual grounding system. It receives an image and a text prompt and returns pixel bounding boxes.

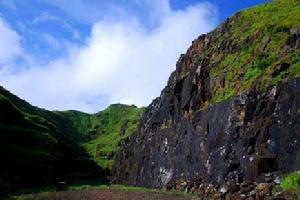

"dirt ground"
[28,189,194,200]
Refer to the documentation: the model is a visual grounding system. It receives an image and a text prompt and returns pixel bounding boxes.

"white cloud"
[0,1,217,113]
[0,17,21,63]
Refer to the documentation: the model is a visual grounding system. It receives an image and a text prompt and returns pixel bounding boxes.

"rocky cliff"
[112,0,300,191]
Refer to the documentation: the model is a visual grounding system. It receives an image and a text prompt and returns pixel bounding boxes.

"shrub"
[213,88,236,103]
[254,54,272,70]
[244,68,261,80]
[280,172,300,190]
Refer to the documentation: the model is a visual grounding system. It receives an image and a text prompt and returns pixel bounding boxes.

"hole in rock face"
[249,137,256,147]
[228,162,240,172]
[258,157,277,175]
[174,79,185,101]
[164,146,168,154]
[206,123,209,135]
[183,104,190,113]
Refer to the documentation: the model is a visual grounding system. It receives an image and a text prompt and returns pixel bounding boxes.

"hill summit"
[0,86,143,194]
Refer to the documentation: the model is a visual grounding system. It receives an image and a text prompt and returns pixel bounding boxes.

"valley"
[0,0,299,199]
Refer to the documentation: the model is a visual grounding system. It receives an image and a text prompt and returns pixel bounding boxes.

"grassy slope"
[57,104,144,169]
[0,86,143,194]
[280,172,300,191]
[0,89,64,193]
[0,85,143,170]
[84,104,143,169]
[209,0,300,103]
[2,0,299,195]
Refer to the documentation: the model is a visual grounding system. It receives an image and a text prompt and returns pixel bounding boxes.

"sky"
[0,0,269,113]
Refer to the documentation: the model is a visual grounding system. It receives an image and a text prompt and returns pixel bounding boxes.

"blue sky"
[0,0,268,112]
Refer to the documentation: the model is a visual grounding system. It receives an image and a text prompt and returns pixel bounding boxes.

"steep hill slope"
[112,0,300,192]
[57,104,143,169]
[0,87,94,194]
[84,104,143,169]
[0,87,143,194]
[0,93,61,191]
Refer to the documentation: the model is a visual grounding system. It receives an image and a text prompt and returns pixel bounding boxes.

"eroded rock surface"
[112,78,300,188]
[112,0,300,196]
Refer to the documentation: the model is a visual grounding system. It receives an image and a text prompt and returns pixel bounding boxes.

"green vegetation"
[83,104,144,169]
[9,184,195,200]
[212,87,236,103]
[56,104,144,169]
[244,67,261,80]
[0,91,65,195]
[209,0,300,103]
[281,172,300,191]
[1,0,300,196]
[290,53,300,76]
[0,86,143,195]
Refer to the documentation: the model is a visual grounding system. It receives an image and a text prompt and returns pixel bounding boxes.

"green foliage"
[82,104,144,169]
[234,0,300,39]
[290,53,300,76]
[2,0,300,195]
[253,54,273,70]
[281,172,300,191]
[53,104,144,169]
[212,88,236,103]
[291,62,300,75]
[208,0,300,103]
[244,68,261,80]
[54,110,93,141]
[0,86,143,195]
[10,184,196,200]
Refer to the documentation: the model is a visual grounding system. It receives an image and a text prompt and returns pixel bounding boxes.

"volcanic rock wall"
[112,78,300,188]
[112,0,300,188]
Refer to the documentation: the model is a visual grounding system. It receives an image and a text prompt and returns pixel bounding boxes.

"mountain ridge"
[0,86,143,194]
[0,0,299,198]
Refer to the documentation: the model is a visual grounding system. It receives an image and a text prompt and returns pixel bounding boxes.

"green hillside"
[2,0,298,196]
[208,0,300,103]
[84,104,143,169]
[0,95,59,190]
[0,86,143,194]
[57,104,144,169]
[0,87,81,194]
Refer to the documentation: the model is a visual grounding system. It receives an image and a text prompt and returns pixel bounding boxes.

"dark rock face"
[112,0,300,190]
[112,78,300,188]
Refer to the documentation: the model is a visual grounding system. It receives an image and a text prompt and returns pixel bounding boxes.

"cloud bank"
[0,1,217,113]
[0,18,21,63]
